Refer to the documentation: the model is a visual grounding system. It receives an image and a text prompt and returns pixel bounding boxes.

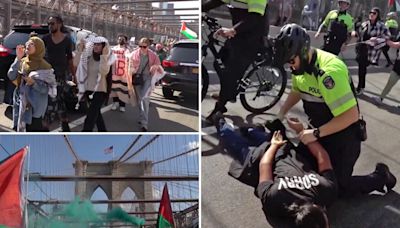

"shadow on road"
[329,191,400,227]
[358,93,400,115]
[149,103,197,132]
[201,134,224,157]
[152,91,198,110]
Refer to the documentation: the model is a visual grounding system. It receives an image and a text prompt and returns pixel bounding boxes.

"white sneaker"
[356,89,364,96]
[373,97,383,105]
[119,106,126,112]
[111,102,118,111]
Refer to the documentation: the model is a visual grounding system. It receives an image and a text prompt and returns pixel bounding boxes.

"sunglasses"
[139,45,148,49]
[369,11,377,15]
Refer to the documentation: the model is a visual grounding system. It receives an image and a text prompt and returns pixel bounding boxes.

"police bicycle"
[201,15,287,114]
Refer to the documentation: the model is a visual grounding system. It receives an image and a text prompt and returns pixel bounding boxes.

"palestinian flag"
[388,0,400,13]
[156,184,174,228]
[0,148,28,228]
[180,22,198,40]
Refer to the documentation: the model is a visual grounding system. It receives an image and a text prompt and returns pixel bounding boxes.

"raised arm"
[259,131,287,183]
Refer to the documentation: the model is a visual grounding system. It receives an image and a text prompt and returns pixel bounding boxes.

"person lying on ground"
[213,113,336,227]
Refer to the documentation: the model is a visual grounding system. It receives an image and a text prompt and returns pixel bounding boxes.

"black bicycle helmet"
[273,24,310,66]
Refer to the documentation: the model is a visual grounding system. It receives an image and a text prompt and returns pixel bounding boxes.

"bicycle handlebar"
[202,15,222,34]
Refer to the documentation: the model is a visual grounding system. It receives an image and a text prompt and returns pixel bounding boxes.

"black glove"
[265,118,287,140]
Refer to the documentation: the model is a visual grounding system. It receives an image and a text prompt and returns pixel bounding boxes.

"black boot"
[375,163,397,193]
[205,102,227,125]
[265,119,287,140]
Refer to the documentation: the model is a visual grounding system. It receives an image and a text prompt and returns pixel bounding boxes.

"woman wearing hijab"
[7,36,56,132]
[353,7,391,95]
[74,36,115,132]
[128,37,163,132]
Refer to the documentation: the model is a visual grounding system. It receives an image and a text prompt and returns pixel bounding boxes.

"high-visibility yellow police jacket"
[323,10,354,32]
[221,0,268,15]
[291,49,357,128]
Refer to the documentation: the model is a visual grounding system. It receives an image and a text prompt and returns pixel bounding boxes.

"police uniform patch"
[323,76,335,89]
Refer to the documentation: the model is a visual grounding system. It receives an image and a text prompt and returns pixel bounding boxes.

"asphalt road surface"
[202,19,400,227]
[0,87,199,132]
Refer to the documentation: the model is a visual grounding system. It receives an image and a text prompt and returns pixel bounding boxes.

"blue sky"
[0,135,198,214]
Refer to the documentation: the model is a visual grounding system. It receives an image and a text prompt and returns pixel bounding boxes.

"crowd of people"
[7,15,170,132]
[313,1,400,104]
[203,0,398,227]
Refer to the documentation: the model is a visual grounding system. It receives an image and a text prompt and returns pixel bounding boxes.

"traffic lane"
[67,88,199,132]
[202,136,268,228]
[0,87,198,132]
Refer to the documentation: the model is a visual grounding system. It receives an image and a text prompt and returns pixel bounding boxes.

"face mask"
[292,56,307,75]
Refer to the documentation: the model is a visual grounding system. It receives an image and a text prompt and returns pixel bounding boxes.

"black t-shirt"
[42,34,73,78]
[256,144,337,220]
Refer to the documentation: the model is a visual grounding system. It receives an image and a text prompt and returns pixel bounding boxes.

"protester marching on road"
[128,37,164,132]
[110,34,131,113]
[74,36,115,132]
[42,15,75,132]
[7,36,56,132]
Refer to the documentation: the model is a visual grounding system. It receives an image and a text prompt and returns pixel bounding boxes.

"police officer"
[274,24,396,197]
[202,0,269,123]
[381,12,398,67]
[315,0,354,55]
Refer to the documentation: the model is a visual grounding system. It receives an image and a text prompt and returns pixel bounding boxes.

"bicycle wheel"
[202,64,209,101]
[239,63,287,114]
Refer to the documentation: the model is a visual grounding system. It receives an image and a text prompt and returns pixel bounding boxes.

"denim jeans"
[219,127,270,164]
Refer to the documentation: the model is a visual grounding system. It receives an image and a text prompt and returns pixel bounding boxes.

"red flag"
[0,148,27,227]
[389,0,398,12]
[156,184,174,228]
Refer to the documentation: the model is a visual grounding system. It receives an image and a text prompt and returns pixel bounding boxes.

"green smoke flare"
[28,197,145,227]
